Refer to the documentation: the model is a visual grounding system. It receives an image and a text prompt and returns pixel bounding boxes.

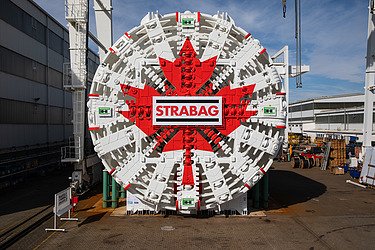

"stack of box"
[329,138,346,170]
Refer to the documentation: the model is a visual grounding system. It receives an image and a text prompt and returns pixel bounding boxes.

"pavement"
[0,165,73,250]
[3,162,375,249]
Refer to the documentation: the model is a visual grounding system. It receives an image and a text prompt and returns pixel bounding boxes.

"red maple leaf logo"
[119,38,257,185]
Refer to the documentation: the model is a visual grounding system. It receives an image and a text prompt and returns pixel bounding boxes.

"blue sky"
[34,0,368,102]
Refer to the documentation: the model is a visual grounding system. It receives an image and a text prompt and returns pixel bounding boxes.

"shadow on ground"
[0,169,105,217]
[78,212,106,227]
[0,166,73,216]
[268,168,327,209]
[0,163,327,217]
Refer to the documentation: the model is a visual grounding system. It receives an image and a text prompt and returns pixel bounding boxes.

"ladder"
[321,142,331,171]
[61,0,88,163]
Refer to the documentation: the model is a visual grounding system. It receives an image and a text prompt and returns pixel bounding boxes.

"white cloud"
[299,0,367,83]
[33,0,368,96]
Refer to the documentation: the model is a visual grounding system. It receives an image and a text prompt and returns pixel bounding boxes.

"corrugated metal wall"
[0,0,98,150]
[0,98,47,124]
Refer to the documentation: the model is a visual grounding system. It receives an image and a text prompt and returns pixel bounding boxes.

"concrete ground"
[0,165,73,249]
[0,167,70,227]
[31,162,375,250]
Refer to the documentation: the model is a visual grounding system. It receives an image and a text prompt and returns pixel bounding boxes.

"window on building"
[315,116,328,124]
[63,41,70,59]
[0,0,46,45]
[0,46,46,84]
[0,98,47,124]
[348,114,364,124]
[289,105,301,112]
[329,115,345,123]
[48,30,63,55]
[301,103,313,111]
[314,102,364,110]
[48,68,63,89]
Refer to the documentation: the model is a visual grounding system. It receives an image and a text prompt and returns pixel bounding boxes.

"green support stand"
[103,170,109,208]
[120,185,125,198]
[111,176,118,208]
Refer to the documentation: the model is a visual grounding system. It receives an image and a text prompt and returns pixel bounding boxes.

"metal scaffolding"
[61,0,113,192]
[62,0,88,164]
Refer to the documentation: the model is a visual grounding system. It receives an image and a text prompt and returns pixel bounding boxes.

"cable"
[295,0,302,88]
[298,0,302,88]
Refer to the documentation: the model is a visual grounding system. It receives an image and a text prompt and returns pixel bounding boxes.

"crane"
[62,0,113,193]
[360,0,375,186]
[282,0,303,88]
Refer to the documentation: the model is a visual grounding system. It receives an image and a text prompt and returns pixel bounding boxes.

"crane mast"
[363,0,375,149]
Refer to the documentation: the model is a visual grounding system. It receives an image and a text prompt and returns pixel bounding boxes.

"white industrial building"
[0,0,99,151]
[288,93,373,143]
